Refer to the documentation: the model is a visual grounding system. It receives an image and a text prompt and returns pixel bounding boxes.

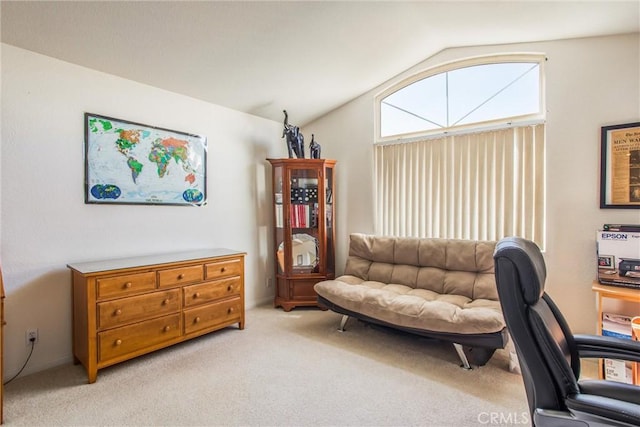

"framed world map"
[84,113,207,206]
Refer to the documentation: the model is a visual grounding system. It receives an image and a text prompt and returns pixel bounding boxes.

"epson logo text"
[601,233,628,240]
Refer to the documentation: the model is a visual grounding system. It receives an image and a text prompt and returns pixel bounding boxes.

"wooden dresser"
[68,249,245,383]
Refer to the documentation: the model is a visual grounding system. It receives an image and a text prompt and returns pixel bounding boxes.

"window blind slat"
[374,124,545,247]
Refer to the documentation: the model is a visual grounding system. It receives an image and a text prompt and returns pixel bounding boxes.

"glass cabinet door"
[286,167,320,274]
[273,164,285,274]
[324,165,335,277]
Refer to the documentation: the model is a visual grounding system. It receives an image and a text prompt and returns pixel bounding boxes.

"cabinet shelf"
[592,281,640,384]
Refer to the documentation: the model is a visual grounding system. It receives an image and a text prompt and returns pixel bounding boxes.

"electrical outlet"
[26,328,38,346]
[266,277,273,288]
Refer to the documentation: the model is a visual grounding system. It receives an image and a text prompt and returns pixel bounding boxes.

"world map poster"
[84,113,207,206]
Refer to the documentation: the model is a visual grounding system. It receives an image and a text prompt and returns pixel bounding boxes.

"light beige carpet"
[4,305,530,426]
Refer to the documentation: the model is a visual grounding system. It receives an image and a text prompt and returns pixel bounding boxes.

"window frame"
[374,53,547,143]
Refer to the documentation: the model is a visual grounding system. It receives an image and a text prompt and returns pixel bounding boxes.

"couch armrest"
[574,334,640,363]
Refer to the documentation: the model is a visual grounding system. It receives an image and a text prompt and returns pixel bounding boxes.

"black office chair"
[493,236,640,427]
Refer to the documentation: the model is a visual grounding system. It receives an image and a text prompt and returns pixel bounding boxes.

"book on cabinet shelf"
[274,203,319,229]
[289,204,318,228]
[275,204,284,228]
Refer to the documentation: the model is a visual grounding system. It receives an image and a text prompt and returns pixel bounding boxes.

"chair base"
[534,408,640,427]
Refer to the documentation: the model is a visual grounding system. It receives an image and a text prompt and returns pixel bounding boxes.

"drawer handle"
[124,282,132,289]
[115,339,122,346]
[228,307,234,314]
[178,274,185,280]
[114,309,122,316]
[163,326,171,332]
[227,285,234,292]
[221,267,226,273]
[162,299,170,305]
[194,316,201,323]
[194,292,200,299]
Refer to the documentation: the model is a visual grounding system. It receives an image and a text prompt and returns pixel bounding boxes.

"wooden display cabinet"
[267,158,336,311]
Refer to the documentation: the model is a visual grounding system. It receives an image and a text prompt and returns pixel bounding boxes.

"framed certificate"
[600,122,640,209]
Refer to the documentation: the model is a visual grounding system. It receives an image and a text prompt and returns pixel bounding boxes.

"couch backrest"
[343,233,498,300]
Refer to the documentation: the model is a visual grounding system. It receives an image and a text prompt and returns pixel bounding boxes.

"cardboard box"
[602,312,635,384]
[596,231,640,288]
[604,359,634,384]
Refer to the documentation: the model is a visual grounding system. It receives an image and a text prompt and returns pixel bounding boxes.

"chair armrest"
[566,392,640,426]
[574,334,640,363]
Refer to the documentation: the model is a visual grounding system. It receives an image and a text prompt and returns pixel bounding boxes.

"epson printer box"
[596,230,640,288]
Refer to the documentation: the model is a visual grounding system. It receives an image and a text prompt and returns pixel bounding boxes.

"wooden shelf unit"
[69,249,245,383]
[591,281,640,384]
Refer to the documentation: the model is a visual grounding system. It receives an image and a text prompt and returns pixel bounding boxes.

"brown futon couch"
[314,233,508,368]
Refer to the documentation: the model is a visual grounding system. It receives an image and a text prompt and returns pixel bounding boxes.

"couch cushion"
[344,233,498,301]
[314,276,505,334]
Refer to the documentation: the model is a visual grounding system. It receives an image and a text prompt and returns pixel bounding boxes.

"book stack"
[602,313,636,384]
[289,204,318,228]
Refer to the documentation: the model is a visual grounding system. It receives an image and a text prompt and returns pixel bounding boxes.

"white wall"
[1,44,284,378]
[304,33,640,335]
[2,33,639,381]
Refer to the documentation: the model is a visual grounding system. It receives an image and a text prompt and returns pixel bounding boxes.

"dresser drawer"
[183,277,241,308]
[97,289,181,330]
[205,258,242,280]
[97,271,156,299]
[184,298,242,335]
[98,314,181,362]
[157,265,203,288]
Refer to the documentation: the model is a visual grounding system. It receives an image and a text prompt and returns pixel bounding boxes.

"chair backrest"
[493,237,581,417]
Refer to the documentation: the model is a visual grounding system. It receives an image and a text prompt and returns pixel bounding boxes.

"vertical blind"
[374,124,545,248]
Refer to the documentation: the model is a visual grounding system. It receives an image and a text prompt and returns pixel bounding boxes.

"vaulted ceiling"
[2,1,638,125]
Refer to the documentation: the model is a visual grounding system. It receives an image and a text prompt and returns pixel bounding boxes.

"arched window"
[377,54,544,140]
[374,54,546,247]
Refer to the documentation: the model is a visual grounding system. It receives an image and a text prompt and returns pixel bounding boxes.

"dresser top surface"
[67,248,245,274]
